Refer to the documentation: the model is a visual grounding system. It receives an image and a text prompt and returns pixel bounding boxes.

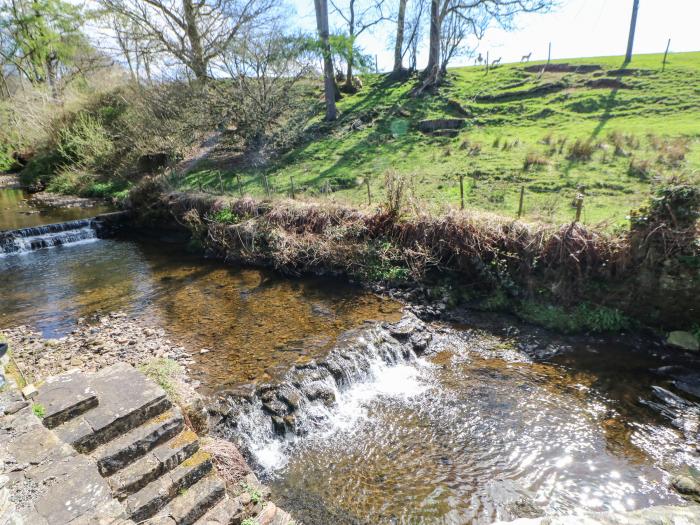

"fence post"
[290,176,296,199]
[236,174,243,197]
[366,178,372,205]
[459,175,465,210]
[574,193,584,223]
[263,175,271,198]
[218,171,224,194]
[517,185,525,218]
[662,38,671,71]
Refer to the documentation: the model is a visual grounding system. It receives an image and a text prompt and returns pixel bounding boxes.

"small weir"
[0,218,99,255]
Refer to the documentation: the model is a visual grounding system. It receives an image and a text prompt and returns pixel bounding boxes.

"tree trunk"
[392,0,407,75]
[314,0,337,121]
[183,0,207,81]
[343,0,356,92]
[424,0,440,81]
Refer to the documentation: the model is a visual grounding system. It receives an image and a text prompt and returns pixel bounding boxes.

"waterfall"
[0,219,99,256]
[213,315,436,471]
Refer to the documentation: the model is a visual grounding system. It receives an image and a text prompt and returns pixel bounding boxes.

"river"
[1,186,698,524]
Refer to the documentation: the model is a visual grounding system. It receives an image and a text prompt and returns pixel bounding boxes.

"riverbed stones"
[1,313,192,383]
[496,504,700,524]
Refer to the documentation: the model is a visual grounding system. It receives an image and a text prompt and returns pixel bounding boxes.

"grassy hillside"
[184,52,700,228]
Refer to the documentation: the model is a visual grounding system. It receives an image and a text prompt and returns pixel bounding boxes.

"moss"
[516,302,631,333]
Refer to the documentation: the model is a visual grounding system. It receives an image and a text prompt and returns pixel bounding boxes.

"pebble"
[1,313,192,382]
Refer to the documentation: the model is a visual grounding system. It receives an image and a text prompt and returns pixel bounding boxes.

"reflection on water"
[268,336,697,524]
[0,188,111,230]
[0,236,401,387]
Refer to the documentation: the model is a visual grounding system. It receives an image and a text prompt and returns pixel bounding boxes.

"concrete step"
[92,407,185,476]
[125,449,214,523]
[53,363,171,452]
[159,474,226,525]
[35,370,98,428]
[109,429,200,500]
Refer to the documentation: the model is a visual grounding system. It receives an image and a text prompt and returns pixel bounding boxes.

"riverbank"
[127,176,700,337]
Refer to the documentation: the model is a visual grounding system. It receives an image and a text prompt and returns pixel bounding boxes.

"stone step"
[35,370,98,428]
[53,363,171,452]
[158,474,226,525]
[125,449,214,523]
[109,429,200,500]
[92,407,185,477]
[195,495,244,525]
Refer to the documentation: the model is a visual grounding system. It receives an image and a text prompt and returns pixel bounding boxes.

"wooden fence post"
[459,175,465,210]
[236,174,243,197]
[517,185,525,218]
[574,193,584,223]
[366,178,372,205]
[290,176,296,199]
[662,38,671,71]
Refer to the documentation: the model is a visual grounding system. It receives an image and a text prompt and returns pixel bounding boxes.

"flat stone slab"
[54,363,170,452]
[35,370,98,428]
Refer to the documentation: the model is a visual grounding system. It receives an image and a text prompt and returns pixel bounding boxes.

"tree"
[98,0,276,82]
[314,0,336,121]
[420,0,554,91]
[0,0,88,96]
[221,28,315,151]
[330,0,388,92]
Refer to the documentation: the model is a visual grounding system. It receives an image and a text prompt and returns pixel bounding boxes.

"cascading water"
[214,315,437,471]
[0,218,99,256]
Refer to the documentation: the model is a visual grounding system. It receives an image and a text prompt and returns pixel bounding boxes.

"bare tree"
[314,0,336,121]
[98,0,276,82]
[221,28,314,150]
[405,0,427,72]
[421,0,554,91]
[439,9,483,74]
[330,0,388,92]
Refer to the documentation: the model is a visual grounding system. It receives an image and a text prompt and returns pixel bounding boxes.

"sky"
[290,0,700,71]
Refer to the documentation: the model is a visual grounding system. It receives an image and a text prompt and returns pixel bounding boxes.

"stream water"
[1,187,698,524]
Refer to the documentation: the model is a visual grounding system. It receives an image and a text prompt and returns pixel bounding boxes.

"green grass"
[182,51,700,228]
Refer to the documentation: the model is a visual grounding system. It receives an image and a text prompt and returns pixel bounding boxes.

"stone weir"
[0,211,129,256]
[210,314,438,463]
[1,362,293,525]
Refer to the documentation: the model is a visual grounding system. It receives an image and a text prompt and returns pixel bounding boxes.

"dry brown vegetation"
[129,172,700,330]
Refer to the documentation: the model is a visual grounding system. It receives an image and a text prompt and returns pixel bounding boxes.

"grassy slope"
[184,52,700,228]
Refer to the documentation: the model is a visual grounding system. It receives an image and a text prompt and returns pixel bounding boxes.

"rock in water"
[667,331,699,352]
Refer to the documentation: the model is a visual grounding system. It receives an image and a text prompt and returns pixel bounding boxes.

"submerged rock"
[667,331,699,352]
